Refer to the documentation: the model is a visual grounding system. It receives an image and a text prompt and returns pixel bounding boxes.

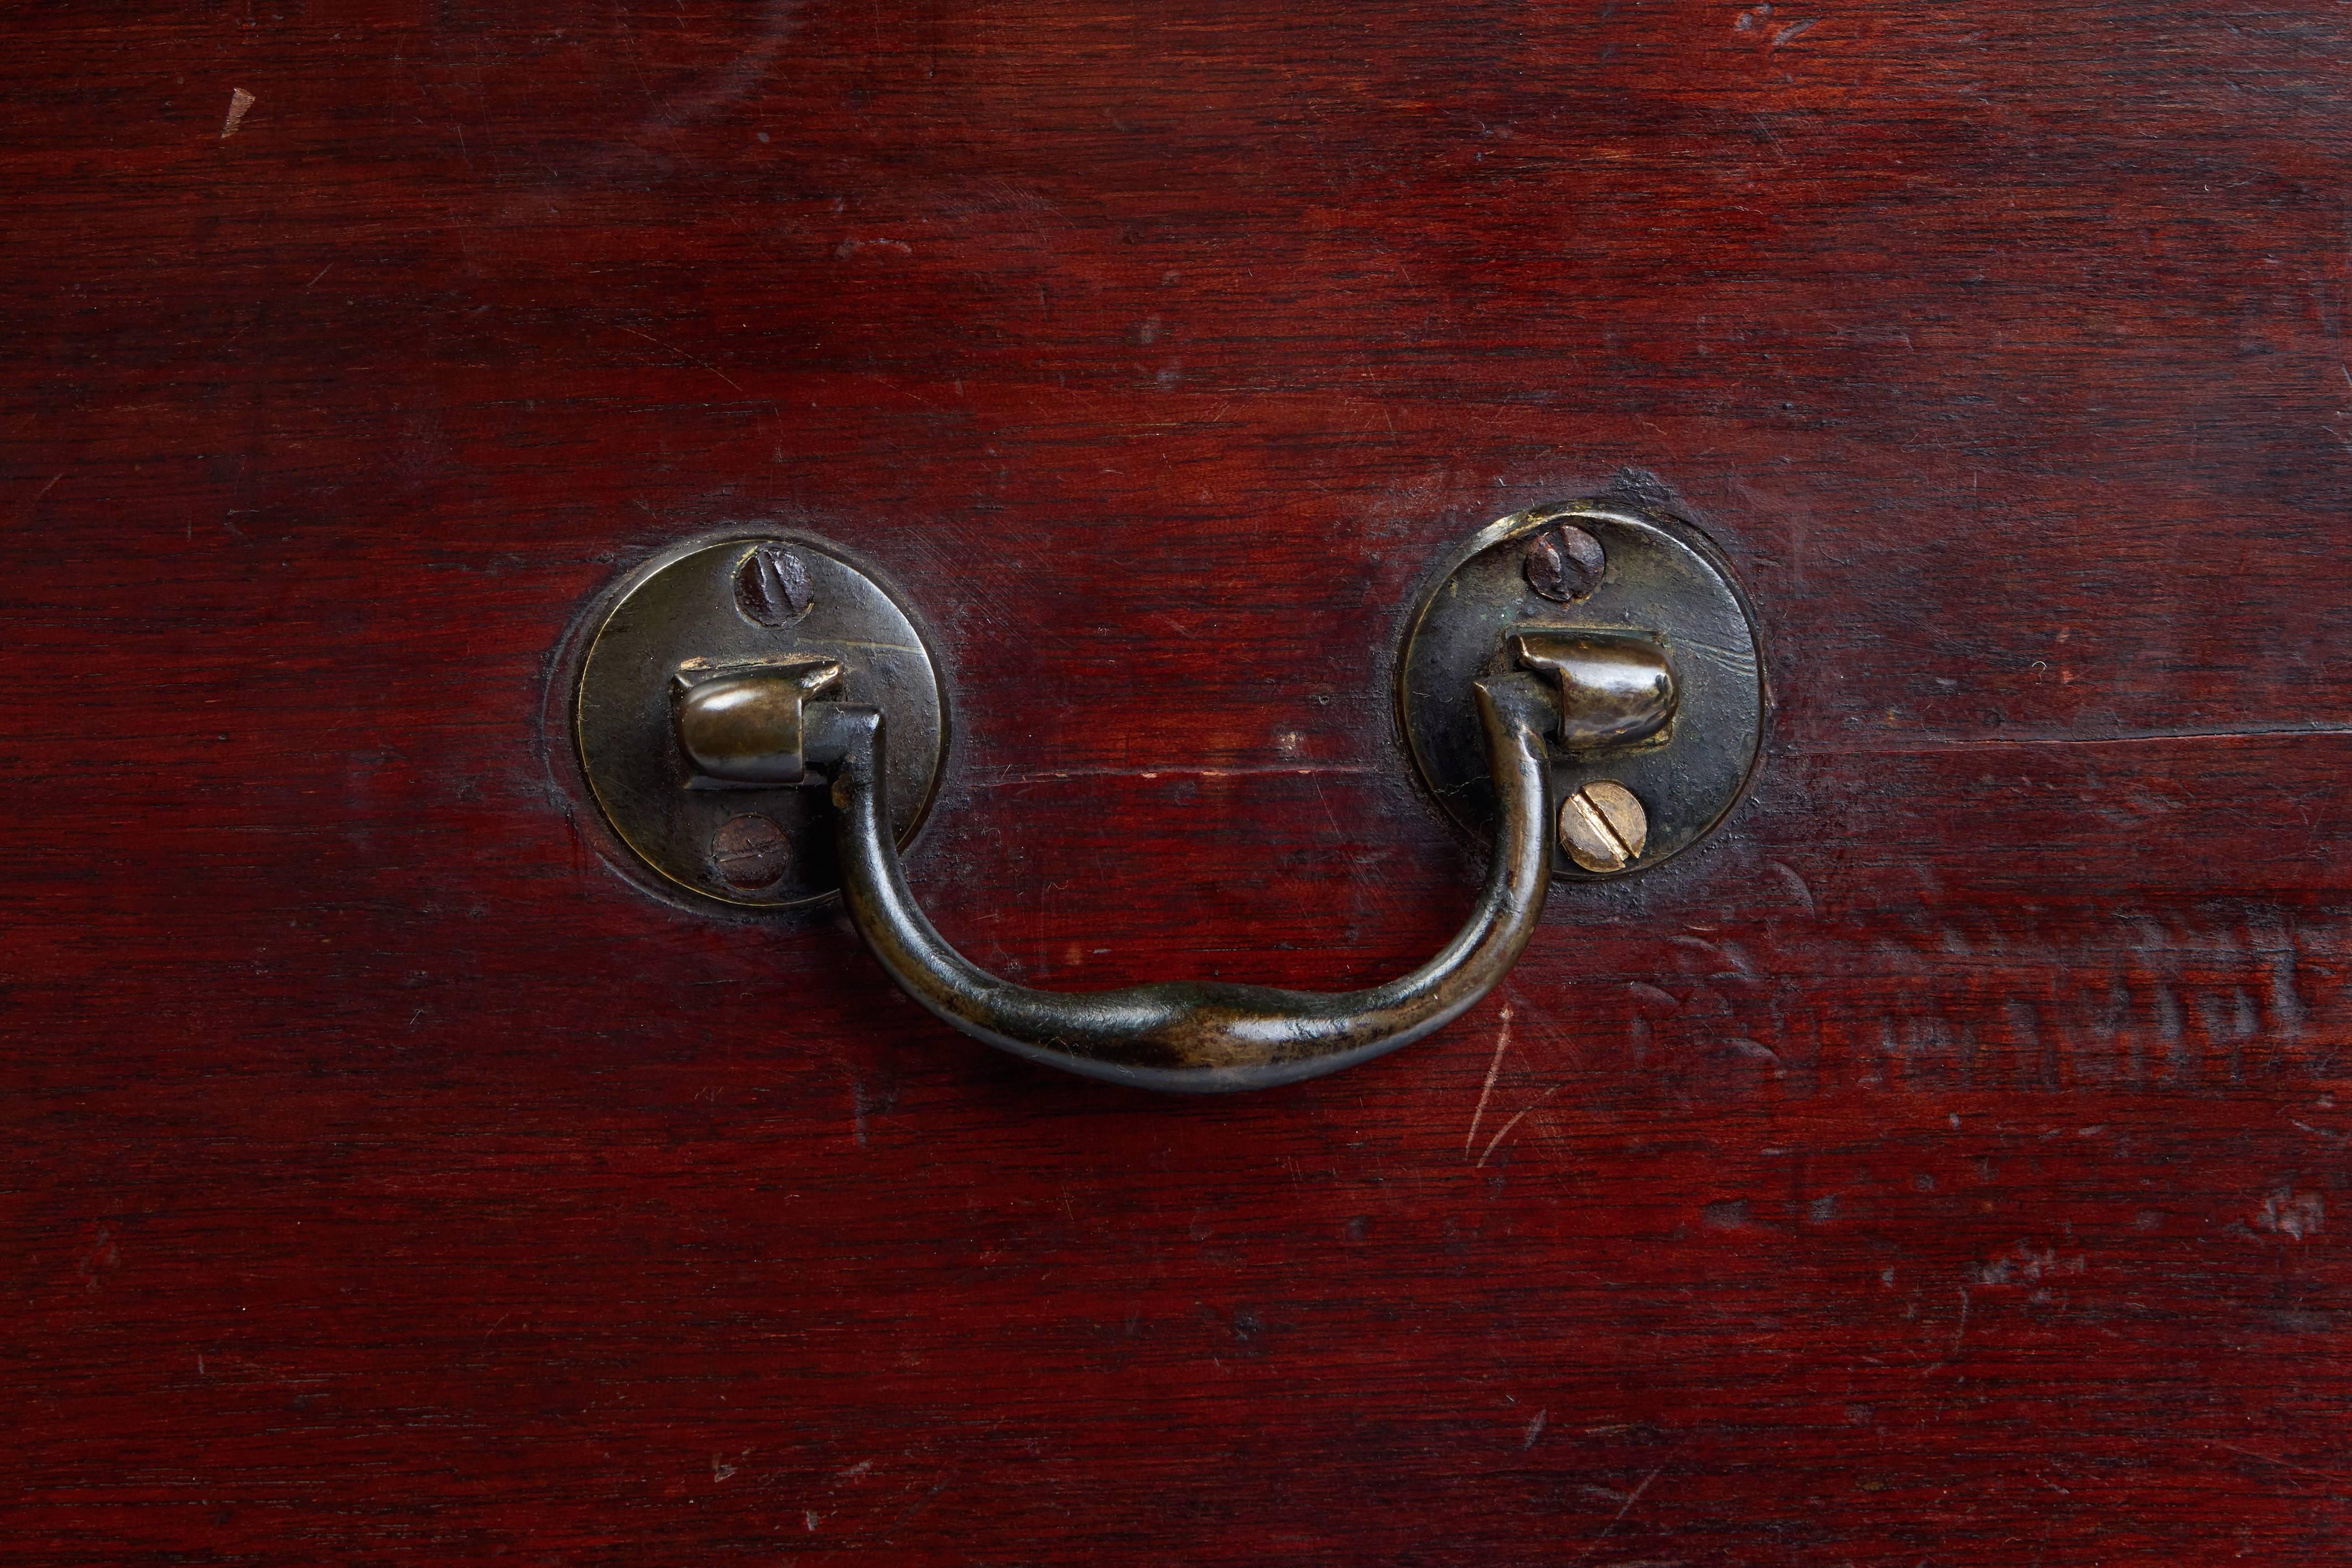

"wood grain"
[4,2,2350,1562]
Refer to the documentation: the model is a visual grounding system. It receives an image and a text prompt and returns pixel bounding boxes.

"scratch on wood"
[1568,1467,1661,1565]
[1480,1083,1562,1167]
[1930,723,2352,748]
[1466,1005,1512,1158]
[2205,1440,2352,1484]
[612,322,746,393]
[221,87,255,139]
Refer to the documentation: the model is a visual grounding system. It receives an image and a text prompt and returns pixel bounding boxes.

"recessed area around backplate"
[1398,501,1765,881]
[574,535,947,911]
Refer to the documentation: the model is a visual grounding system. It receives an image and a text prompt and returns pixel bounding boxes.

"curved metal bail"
[803,673,1557,1093]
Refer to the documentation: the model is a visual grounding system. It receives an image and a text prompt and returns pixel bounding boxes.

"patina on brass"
[576,508,1760,1090]
[1398,499,1763,881]
[801,673,1558,1094]
[1508,631,1676,751]
[574,534,946,911]
[674,657,842,788]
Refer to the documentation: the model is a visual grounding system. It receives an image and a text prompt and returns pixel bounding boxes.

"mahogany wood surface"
[6,2,2351,1562]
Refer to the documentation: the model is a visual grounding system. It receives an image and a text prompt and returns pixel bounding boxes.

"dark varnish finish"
[4,3,2350,1563]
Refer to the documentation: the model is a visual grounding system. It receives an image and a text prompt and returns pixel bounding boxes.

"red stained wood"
[4,3,2350,1562]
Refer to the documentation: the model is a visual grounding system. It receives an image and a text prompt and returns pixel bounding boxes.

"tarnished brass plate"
[1399,501,1764,880]
[575,535,947,910]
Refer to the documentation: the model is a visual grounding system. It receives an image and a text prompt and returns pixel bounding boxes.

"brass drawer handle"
[571,502,1763,1092]
[797,675,1556,1093]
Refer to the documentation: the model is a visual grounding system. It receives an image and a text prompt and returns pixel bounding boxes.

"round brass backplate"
[1398,500,1764,880]
[575,535,948,910]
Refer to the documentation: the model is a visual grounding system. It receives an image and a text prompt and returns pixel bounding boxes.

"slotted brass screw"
[1558,780,1648,873]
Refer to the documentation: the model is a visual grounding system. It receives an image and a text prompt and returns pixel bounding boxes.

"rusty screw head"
[711,812,790,891]
[1558,780,1648,873]
[1524,524,1606,603]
